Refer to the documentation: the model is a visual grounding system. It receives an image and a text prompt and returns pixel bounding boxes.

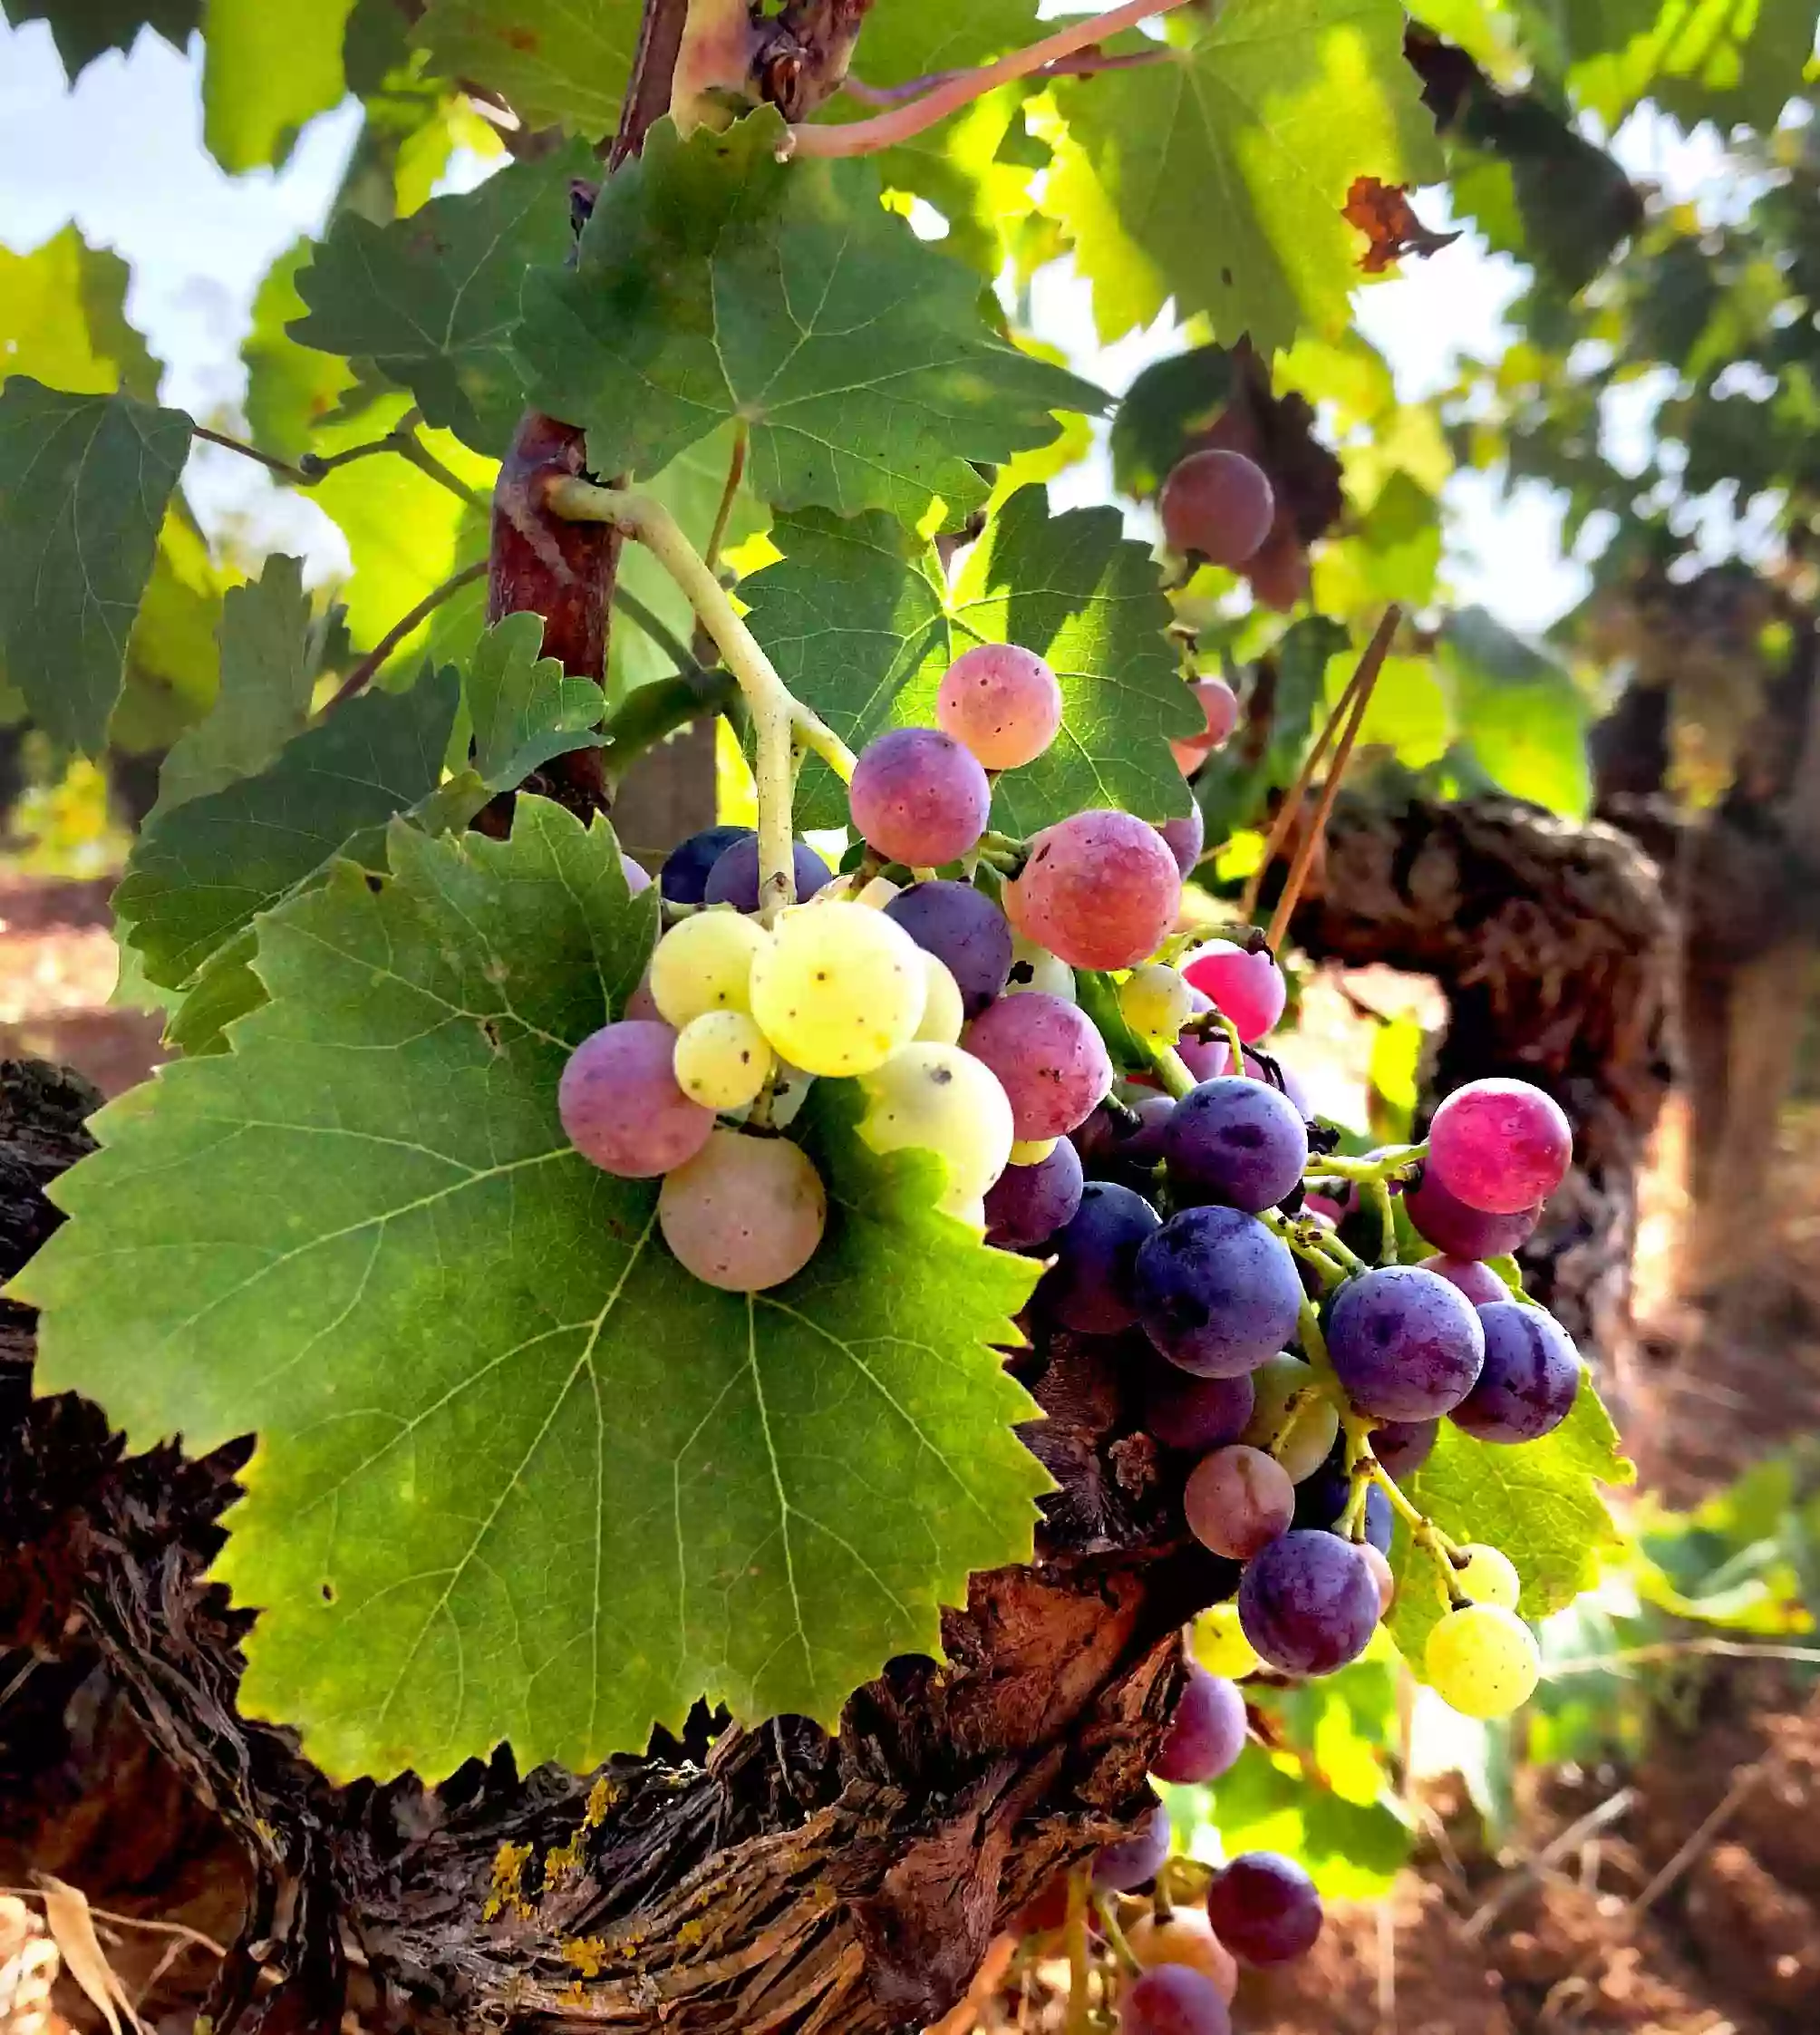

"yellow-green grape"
[856,874,902,910]
[1193,1601,1261,1680]
[1011,1137,1058,1165]
[750,900,927,1076]
[857,1042,1014,1213]
[914,952,965,1044]
[673,1010,773,1110]
[1452,1543,1521,1610]
[1241,1353,1338,1482]
[1426,1604,1541,1719]
[1119,962,1194,1042]
[949,1197,988,1234]
[650,909,770,1028]
[1005,934,1076,1003]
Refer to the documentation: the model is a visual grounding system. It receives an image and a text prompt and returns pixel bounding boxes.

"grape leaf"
[0,226,160,399]
[19,797,1050,1779]
[115,665,460,990]
[1386,1381,1636,1677]
[741,485,1199,832]
[201,0,355,173]
[1041,0,1443,352]
[1439,606,1591,820]
[411,0,639,137]
[842,0,1042,83]
[0,378,192,754]
[517,111,1105,529]
[466,612,605,786]
[243,243,361,464]
[1563,0,1817,134]
[292,145,593,459]
[5,0,199,76]
[111,508,229,757]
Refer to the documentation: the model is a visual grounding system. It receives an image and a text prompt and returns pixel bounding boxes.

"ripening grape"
[983,1136,1084,1248]
[1185,1445,1293,1559]
[963,992,1113,1140]
[1164,1076,1308,1214]
[1126,1912,1238,2004]
[1426,1603,1541,1719]
[1142,1363,1255,1453]
[1152,1665,1248,1784]
[857,1042,1014,1213]
[913,951,965,1044]
[1371,1418,1438,1482]
[1171,676,1241,776]
[672,1009,773,1110]
[1242,1354,1338,1481]
[1007,810,1183,971]
[1134,1204,1303,1377]
[1011,1137,1057,1165]
[1180,941,1285,1044]
[1245,523,1311,613]
[624,973,661,1022]
[749,900,926,1077]
[1121,963,1196,1042]
[702,834,834,912]
[1326,1265,1486,1421]
[1420,1253,1510,1307]
[1452,1542,1521,1609]
[1427,1076,1573,1215]
[1452,1301,1582,1443]
[935,641,1063,770]
[1121,1962,1233,2035]
[558,1021,715,1178]
[1160,449,1275,567]
[660,823,753,905]
[884,880,1012,1017]
[1405,1165,1540,1259]
[1205,1852,1323,1966]
[848,726,991,867]
[1092,1803,1172,1892]
[1361,1542,1395,1613]
[1237,1530,1381,1676]
[650,910,770,1029]
[1157,801,1205,876]
[1194,1601,1262,1680]
[1003,933,1076,1001]
[658,1130,827,1291]
[1038,1179,1160,1333]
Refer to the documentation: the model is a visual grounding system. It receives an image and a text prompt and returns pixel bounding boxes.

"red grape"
[1157,799,1205,877]
[1152,1665,1248,1783]
[1160,450,1275,567]
[1135,1206,1304,1377]
[1184,1445,1293,1559]
[658,1130,826,1291]
[1093,1802,1172,1891]
[1181,940,1285,1043]
[1420,1254,1509,1306]
[661,823,753,905]
[1006,809,1182,969]
[1405,1167,1540,1259]
[1245,523,1310,612]
[1039,1179,1160,1333]
[1171,676,1240,774]
[935,642,1063,770]
[1428,1077,1573,1214]
[702,835,832,910]
[1371,1418,1438,1481]
[849,726,991,867]
[884,879,1013,1017]
[1142,1363,1255,1452]
[963,992,1112,1139]
[1123,1962,1233,2035]
[558,1021,714,1178]
[1205,1851,1322,1965]
[1163,1076,1308,1213]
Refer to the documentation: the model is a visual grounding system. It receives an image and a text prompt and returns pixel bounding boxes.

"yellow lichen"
[584,1773,618,1827]
[561,1935,610,1979]
[483,1840,535,1922]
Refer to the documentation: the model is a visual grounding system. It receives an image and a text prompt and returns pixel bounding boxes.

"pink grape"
[1428,1077,1573,1214]
[1160,450,1275,568]
[934,642,1063,770]
[848,726,990,867]
[1123,1963,1233,2035]
[1421,1254,1510,1306]
[964,992,1112,1139]
[1006,810,1183,970]
[1171,676,1240,773]
[1151,1666,1247,1784]
[1184,1445,1293,1559]
[558,1021,714,1178]
[658,1130,826,1291]
[1181,941,1285,1043]
[1157,801,1205,877]
[1406,1167,1540,1258]
[1205,1852,1322,1965]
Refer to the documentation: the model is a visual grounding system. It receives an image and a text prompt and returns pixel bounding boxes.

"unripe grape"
[1004,934,1076,1001]
[658,1130,826,1292]
[1007,810,1183,971]
[1121,963,1195,1042]
[964,992,1112,1140]
[1361,1542,1396,1613]
[1160,449,1275,568]
[559,1021,714,1178]
[1011,1137,1057,1165]
[749,900,926,1077]
[1185,1446,1293,1559]
[1126,1912,1238,2003]
[1451,1542,1521,1609]
[650,909,770,1028]
[857,1042,1014,1212]
[1242,1353,1339,1482]
[935,641,1063,769]
[1193,1601,1261,1680]
[913,951,965,1044]
[673,1009,772,1110]
[1426,1603,1541,1719]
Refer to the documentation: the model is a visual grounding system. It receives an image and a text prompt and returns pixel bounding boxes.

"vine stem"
[546,477,856,919]
[323,558,488,710]
[789,0,1196,158]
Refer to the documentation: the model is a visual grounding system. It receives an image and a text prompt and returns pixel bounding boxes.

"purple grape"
[1292,1460,1393,1555]
[1421,1253,1510,1306]
[964,992,1113,1140]
[660,823,752,905]
[1452,1301,1583,1442]
[1371,1419,1438,1482]
[1205,1852,1322,1965]
[557,1021,714,1178]
[1133,1205,1303,1378]
[1152,1666,1248,1783]
[1185,1445,1293,1559]
[1142,1363,1255,1452]
[1326,1265,1486,1421]
[1406,1166,1540,1259]
[702,835,832,911]
[1157,802,1205,878]
[884,879,1013,1017]
[1428,1076,1573,1214]
[1124,1963,1233,2035]
[1092,1802,1171,1891]
[848,726,991,866]
[983,1136,1084,1248]
[1038,1180,1161,1333]
[1073,1095,1174,1184]
[1237,1530,1380,1676]
[1164,1076,1308,1213]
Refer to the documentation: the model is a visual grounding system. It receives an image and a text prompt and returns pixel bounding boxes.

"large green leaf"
[292,146,592,459]
[465,611,605,785]
[1041,0,1443,352]
[843,0,1043,83]
[1561,0,1818,134]
[201,0,355,173]
[115,665,460,990]
[5,0,199,75]
[244,241,361,464]
[518,111,1104,528]
[1439,606,1592,819]
[0,379,192,753]
[0,226,160,399]
[741,486,1199,832]
[20,798,1049,1778]
[411,0,639,137]
[113,508,230,756]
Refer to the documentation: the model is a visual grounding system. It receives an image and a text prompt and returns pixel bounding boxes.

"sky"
[0,15,1737,634]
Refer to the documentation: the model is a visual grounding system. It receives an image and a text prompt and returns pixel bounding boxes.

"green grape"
[1451,1542,1521,1609]
[1011,1136,1058,1165]
[914,951,965,1045]
[1425,1604,1541,1719]
[1193,1601,1261,1680]
[650,909,770,1029]
[1241,1353,1338,1482]
[673,1010,773,1110]
[1119,961,1194,1042]
[750,900,927,1076]
[857,1042,1014,1214]
[1005,934,1076,1002]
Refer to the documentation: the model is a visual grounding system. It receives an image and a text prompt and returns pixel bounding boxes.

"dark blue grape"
[1038,1180,1161,1333]
[884,879,1013,1017]
[1165,1076,1308,1213]
[984,1136,1084,1248]
[1372,1418,1438,1482]
[1205,1851,1322,1965]
[1151,1665,1247,1783]
[1092,1801,1171,1891]
[1237,1530,1380,1676]
[1326,1265,1486,1420]
[1451,1300,1582,1442]
[1292,1458,1394,1555]
[1133,1204,1302,1378]
[1142,1362,1255,1452]
[660,824,753,905]
[702,836,832,911]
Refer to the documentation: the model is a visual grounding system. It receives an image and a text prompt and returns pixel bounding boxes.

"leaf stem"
[193,415,487,510]
[789,0,1196,159]
[705,420,749,577]
[1311,1142,1427,1184]
[387,429,491,511]
[545,477,856,920]
[843,44,1169,104]
[1093,1893,1143,1976]
[323,558,488,710]
[1064,1867,1093,2035]
[190,423,312,483]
